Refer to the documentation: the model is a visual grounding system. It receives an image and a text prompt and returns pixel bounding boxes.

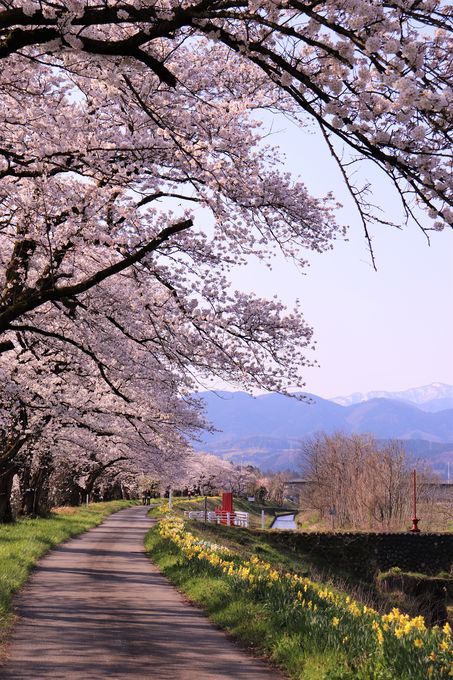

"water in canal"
[271,514,297,530]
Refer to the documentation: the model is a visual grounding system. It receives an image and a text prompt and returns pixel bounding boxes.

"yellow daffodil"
[158,513,448,672]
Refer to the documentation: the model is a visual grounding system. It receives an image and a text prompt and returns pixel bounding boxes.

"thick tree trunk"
[80,473,99,505]
[33,470,52,515]
[78,458,128,505]
[0,463,16,522]
[20,487,34,516]
[18,452,33,516]
[19,450,53,517]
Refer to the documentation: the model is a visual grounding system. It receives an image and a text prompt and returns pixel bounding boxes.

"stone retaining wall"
[262,530,453,577]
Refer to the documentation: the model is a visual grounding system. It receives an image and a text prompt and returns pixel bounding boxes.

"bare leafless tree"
[299,433,416,530]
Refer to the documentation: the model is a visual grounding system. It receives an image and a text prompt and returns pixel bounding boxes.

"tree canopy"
[0,1,450,234]
[0,0,451,520]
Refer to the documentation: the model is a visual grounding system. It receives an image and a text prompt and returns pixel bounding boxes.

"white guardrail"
[183,510,249,528]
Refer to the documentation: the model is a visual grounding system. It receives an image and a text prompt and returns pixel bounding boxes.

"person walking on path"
[2,506,283,679]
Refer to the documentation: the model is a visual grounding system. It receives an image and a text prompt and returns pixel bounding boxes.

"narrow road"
[2,507,283,679]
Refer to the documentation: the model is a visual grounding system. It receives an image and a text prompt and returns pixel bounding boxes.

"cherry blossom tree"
[0,1,450,342]
[0,269,212,520]
[176,451,258,497]
[0,1,450,253]
[0,33,338,390]
[0,31,340,520]
[0,2,451,519]
[0,353,203,519]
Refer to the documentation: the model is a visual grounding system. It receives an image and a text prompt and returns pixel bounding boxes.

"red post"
[216,492,235,526]
[222,492,233,513]
[410,469,420,533]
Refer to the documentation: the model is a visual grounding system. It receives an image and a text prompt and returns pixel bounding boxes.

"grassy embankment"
[146,499,453,680]
[0,499,137,653]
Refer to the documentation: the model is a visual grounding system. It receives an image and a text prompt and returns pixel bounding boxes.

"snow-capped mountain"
[193,389,453,477]
[331,383,453,412]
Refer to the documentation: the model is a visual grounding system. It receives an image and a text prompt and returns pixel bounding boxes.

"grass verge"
[151,498,453,623]
[145,522,350,680]
[0,499,137,654]
[145,515,452,680]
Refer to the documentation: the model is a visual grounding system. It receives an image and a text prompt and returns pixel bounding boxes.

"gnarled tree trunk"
[18,449,54,517]
[0,462,16,522]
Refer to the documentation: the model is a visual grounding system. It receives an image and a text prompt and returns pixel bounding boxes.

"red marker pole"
[410,469,420,533]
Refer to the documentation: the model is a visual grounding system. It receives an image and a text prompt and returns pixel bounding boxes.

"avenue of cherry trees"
[0,1,451,521]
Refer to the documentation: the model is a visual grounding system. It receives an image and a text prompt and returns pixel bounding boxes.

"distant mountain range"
[193,384,453,478]
[332,383,453,412]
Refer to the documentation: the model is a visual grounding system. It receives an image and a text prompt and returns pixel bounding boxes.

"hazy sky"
[228,115,453,399]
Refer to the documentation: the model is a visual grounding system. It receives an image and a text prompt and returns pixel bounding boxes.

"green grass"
[146,517,453,679]
[172,516,453,627]
[0,499,137,653]
[296,510,324,531]
[151,500,453,619]
[145,524,348,680]
[153,500,375,602]
[165,519,326,579]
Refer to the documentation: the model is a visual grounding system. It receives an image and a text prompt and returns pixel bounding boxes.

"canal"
[271,513,297,530]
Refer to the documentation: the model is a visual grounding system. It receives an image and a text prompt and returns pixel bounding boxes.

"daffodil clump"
[158,514,232,562]
[157,515,453,679]
[155,500,171,514]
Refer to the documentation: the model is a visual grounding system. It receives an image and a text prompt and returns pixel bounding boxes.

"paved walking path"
[2,506,284,679]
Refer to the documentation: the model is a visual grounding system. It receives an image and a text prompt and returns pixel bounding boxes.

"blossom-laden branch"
[0,219,193,335]
[0,0,450,229]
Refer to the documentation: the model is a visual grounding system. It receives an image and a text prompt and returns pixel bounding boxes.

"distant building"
[284,478,314,503]
[423,482,453,503]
